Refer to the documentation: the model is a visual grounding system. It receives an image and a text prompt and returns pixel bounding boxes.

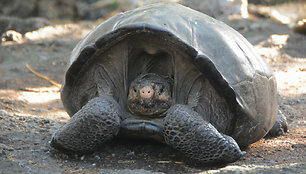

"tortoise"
[51,2,287,163]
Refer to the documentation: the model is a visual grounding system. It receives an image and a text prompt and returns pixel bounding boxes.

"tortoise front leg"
[51,96,122,152]
[163,104,245,163]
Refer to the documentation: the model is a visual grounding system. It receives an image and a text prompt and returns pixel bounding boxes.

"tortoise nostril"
[140,87,153,98]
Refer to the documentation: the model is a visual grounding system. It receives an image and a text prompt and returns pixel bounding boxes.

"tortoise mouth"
[119,117,164,142]
[127,100,170,117]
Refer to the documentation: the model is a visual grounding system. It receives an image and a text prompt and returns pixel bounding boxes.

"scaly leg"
[265,110,288,137]
[51,96,122,152]
[163,104,245,163]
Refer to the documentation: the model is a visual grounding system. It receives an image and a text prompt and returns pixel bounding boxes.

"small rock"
[9,122,16,128]
[0,149,6,156]
[0,110,13,116]
[31,108,45,113]
[126,151,135,157]
[40,146,49,152]
[19,116,25,121]
[292,143,306,148]
[41,119,50,124]
[0,143,14,151]
[95,155,101,160]
[38,128,48,133]
[18,160,27,168]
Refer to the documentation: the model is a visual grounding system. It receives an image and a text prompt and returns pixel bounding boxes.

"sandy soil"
[0,9,305,174]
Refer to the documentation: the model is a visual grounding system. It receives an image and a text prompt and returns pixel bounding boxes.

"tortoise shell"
[61,2,277,147]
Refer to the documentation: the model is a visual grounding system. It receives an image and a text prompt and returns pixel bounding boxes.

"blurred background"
[0,0,305,38]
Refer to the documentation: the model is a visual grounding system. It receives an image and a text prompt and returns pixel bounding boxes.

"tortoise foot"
[265,110,288,138]
[163,104,245,163]
[51,96,122,152]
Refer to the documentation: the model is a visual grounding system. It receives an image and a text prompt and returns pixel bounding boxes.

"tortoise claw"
[265,110,288,138]
[51,96,122,153]
[163,104,244,163]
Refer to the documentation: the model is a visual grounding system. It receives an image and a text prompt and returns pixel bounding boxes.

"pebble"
[40,147,49,152]
[292,144,305,148]
[19,116,25,121]
[18,160,27,168]
[31,108,45,113]
[95,155,101,160]
[126,151,135,156]
[80,155,85,160]
[0,149,6,156]
[38,128,48,133]
[0,143,15,151]
[40,119,50,124]
[0,110,14,117]
[9,123,16,127]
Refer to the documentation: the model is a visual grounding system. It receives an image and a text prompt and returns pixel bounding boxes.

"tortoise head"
[127,73,172,117]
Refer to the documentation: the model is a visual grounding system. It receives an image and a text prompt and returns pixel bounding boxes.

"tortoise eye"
[159,88,165,95]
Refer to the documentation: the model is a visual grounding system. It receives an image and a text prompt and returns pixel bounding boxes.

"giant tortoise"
[51,2,287,163]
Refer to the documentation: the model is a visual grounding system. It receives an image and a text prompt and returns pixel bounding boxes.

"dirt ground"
[0,5,305,174]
